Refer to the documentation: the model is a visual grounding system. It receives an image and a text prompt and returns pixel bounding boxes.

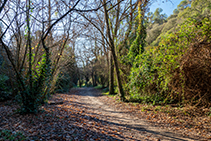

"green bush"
[102,87,109,93]
[0,74,12,101]
[128,17,211,106]
[94,85,103,89]
[55,73,75,93]
[0,130,26,141]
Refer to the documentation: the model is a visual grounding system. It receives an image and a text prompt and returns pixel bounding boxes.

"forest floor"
[0,87,211,141]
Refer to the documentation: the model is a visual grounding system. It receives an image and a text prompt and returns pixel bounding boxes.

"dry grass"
[170,39,211,107]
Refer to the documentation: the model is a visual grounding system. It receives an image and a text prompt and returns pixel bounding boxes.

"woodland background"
[0,0,211,113]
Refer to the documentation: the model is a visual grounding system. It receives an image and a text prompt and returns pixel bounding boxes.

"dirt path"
[1,87,208,140]
[69,87,199,141]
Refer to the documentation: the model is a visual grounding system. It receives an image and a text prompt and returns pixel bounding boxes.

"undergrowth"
[128,17,211,107]
[0,130,26,141]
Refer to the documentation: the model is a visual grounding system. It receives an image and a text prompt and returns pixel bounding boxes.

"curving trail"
[0,87,206,140]
[69,87,197,141]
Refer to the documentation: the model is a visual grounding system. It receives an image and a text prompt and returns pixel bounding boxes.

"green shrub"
[55,73,76,93]
[0,74,12,101]
[0,130,26,141]
[102,87,109,93]
[94,85,103,89]
[128,17,211,107]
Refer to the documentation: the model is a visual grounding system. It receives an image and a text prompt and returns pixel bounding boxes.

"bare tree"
[0,0,109,113]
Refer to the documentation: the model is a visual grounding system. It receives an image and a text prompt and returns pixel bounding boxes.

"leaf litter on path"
[0,87,210,140]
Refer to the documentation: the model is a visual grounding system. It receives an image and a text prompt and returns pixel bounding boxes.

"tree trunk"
[101,30,110,88]
[91,69,94,86]
[103,0,125,101]
[110,42,125,101]
[109,51,114,94]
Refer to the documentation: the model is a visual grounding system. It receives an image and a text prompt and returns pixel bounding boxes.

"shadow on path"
[63,87,199,141]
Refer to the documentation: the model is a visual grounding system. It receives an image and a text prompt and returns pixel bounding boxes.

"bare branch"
[42,0,111,40]
[78,12,110,47]
[0,0,8,14]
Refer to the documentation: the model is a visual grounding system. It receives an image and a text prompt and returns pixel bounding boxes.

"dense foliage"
[128,17,211,106]
[126,0,211,107]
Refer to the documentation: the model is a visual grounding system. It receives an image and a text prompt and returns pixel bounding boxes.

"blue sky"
[149,0,183,16]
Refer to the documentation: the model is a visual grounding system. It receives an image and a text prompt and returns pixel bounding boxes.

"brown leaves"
[1,88,211,140]
[99,95,211,140]
[0,93,130,140]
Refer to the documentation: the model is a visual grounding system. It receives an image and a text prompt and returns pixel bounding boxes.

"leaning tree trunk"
[109,51,114,94]
[110,42,125,101]
[103,0,125,101]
